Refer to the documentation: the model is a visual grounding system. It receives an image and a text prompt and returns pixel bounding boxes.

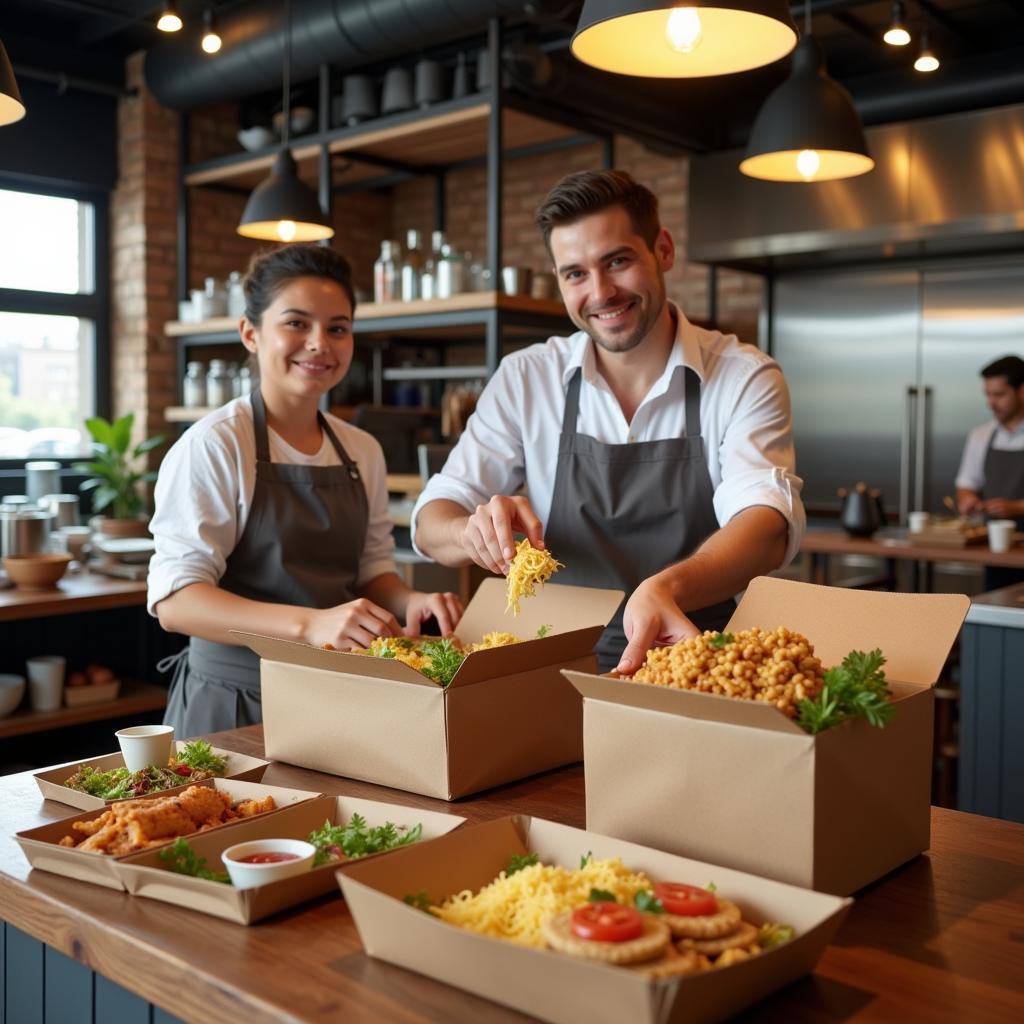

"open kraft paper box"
[116,794,464,925]
[33,742,270,811]
[16,778,320,891]
[336,815,851,1024]
[240,579,623,800]
[564,577,970,896]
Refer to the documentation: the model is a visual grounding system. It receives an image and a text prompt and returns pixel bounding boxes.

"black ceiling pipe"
[144,0,527,110]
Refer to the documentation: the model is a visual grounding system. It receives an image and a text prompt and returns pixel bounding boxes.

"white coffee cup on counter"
[987,519,1016,553]
[26,655,66,712]
[908,511,930,534]
[116,724,175,771]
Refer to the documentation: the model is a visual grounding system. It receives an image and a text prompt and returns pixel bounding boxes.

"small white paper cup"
[115,724,175,772]
[26,656,66,712]
[221,839,317,889]
[908,511,930,534]
[987,519,1016,554]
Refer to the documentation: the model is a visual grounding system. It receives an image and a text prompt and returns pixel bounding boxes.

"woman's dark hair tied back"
[242,243,356,325]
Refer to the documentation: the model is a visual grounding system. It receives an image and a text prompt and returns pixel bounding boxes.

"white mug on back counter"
[987,519,1016,553]
[27,655,66,711]
[908,511,930,533]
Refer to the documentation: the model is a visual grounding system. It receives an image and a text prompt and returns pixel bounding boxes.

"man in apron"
[956,355,1024,591]
[412,170,804,674]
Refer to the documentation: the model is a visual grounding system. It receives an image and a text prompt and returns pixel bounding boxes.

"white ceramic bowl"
[221,839,317,889]
[237,126,275,152]
[0,673,26,717]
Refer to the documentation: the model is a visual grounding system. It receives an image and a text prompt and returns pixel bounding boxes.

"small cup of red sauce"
[221,839,316,889]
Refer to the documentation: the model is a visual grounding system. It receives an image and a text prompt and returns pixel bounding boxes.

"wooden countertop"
[802,529,1024,568]
[2,726,1022,1024]
[0,570,148,622]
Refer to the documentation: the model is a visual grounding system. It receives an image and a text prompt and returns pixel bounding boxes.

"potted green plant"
[73,413,165,537]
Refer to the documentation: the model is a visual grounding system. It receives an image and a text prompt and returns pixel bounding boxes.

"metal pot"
[1,509,53,558]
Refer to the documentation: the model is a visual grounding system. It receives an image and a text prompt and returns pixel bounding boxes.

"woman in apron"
[149,244,462,737]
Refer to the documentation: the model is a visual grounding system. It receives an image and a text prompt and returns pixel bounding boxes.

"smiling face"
[241,275,353,407]
[549,205,674,355]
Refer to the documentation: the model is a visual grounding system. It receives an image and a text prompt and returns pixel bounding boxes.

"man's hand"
[982,497,1024,519]
[404,590,464,637]
[460,495,545,575]
[616,577,700,676]
[957,491,982,516]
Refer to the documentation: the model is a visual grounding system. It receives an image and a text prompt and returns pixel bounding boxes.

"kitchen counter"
[2,726,1023,1024]
[965,582,1024,627]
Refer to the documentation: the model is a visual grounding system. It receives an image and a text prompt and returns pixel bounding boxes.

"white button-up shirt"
[412,306,806,564]
[956,420,1024,491]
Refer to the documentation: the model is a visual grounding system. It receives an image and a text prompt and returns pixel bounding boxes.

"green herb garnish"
[579,851,592,868]
[588,887,617,903]
[375,645,397,659]
[404,891,435,913]
[175,739,227,774]
[757,923,795,949]
[634,890,665,914]
[706,881,717,893]
[308,814,422,867]
[419,638,466,686]
[797,648,893,734]
[536,624,552,638]
[708,632,735,649]
[394,637,415,650]
[507,852,539,875]
[158,838,231,883]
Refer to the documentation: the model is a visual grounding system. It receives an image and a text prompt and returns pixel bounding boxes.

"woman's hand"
[460,495,544,575]
[616,576,699,676]
[303,598,402,651]
[404,590,464,637]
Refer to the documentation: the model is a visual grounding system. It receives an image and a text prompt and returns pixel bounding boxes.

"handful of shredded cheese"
[505,539,564,615]
[433,857,651,949]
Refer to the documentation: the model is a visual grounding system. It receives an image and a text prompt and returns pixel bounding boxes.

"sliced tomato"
[653,882,717,917]
[570,902,644,942]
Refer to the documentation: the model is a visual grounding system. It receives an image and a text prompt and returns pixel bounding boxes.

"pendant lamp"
[0,36,26,126]
[237,0,333,242]
[571,0,798,78]
[740,7,873,183]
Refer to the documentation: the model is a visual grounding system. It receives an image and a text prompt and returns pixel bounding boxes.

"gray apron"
[545,365,735,672]
[981,428,1024,591]
[161,390,369,736]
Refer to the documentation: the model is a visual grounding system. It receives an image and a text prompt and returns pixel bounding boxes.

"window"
[0,180,107,458]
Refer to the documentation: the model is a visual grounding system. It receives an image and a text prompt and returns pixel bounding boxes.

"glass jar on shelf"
[205,359,233,407]
[226,271,246,317]
[400,229,424,302]
[203,276,228,317]
[373,239,399,303]
[183,361,206,407]
[436,244,466,299]
[419,230,446,301]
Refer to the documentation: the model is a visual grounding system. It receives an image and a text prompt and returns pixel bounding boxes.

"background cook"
[412,169,804,674]
[149,244,462,736]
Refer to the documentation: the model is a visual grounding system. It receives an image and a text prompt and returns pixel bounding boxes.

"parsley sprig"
[308,814,422,867]
[175,740,227,774]
[158,838,231,883]
[507,852,539,875]
[419,639,466,687]
[797,648,894,734]
[757,923,795,949]
[708,632,735,649]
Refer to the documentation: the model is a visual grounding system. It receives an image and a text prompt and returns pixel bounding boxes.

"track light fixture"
[0,35,26,126]
[883,1,911,46]
[913,27,939,72]
[157,2,183,33]
[201,8,222,54]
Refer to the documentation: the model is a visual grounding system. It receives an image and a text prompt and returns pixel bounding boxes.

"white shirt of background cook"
[412,305,806,565]
[955,420,1024,492]
[147,397,396,616]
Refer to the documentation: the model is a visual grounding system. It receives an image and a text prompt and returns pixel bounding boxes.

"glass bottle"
[436,244,466,299]
[400,229,424,302]
[205,359,233,407]
[204,276,228,317]
[226,271,246,317]
[373,239,399,303]
[183,361,206,407]
[236,364,252,396]
[419,230,446,301]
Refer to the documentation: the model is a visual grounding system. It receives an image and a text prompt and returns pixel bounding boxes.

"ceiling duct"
[144,0,528,110]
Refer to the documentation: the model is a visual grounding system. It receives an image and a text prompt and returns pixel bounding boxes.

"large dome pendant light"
[739,4,873,182]
[237,0,333,242]
[0,36,26,126]
[571,0,798,78]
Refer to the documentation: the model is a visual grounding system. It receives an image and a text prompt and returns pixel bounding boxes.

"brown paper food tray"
[116,795,465,924]
[905,526,987,547]
[241,580,624,799]
[564,577,970,895]
[16,778,322,891]
[34,742,270,811]
[63,679,121,706]
[336,815,851,1024]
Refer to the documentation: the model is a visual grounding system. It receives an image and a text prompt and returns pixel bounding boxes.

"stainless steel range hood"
[688,103,1024,271]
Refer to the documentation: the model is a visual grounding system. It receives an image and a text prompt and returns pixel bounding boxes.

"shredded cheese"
[470,631,523,651]
[433,857,652,949]
[505,539,564,616]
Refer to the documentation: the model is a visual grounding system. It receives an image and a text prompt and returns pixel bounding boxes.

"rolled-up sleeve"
[712,361,806,566]
[410,359,526,553]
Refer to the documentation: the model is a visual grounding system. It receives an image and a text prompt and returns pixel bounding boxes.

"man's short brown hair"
[535,169,660,254]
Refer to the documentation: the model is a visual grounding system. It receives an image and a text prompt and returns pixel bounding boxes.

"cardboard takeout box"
[16,778,320,890]
[565,577,970,895]
[116,794,464,924]
[242,579,623,799]
[336,814,851,1024]
[33,742,270,810]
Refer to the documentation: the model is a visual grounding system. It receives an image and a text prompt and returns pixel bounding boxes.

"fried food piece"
[173,785,232,824]
[72,811,114,837]
[232,795,275,817]
[542,911,670,965]
[627,945,705,978]
[678,920,760,956]
[715,944,762,968]
[663,897,742,939]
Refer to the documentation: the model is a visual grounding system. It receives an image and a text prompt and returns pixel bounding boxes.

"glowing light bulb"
[665,7,703,54]
[796,149,821,181]
[201,31,222,54]
[157,12,183,32]
[277,220,297,242]
[883,26,910,45]
[914,52,938,72]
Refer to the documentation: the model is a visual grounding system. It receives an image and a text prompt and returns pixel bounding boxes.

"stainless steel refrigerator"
[770,257,1024,520]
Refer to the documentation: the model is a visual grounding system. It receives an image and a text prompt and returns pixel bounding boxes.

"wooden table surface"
[801,529,1024,569]
[2,726,1022,1024]
[0,570,147,622]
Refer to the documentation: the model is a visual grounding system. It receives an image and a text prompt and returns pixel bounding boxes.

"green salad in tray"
[62,740,229,801]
